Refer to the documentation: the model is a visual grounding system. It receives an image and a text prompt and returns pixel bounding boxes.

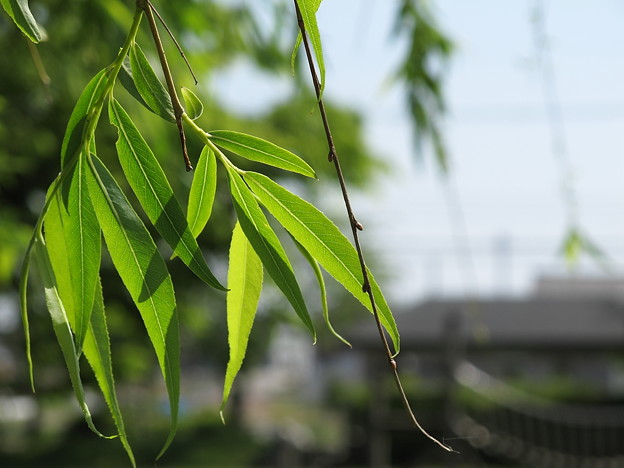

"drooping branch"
[293,0,454,453]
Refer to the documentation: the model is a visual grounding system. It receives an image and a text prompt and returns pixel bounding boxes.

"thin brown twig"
[147,0,199,85]
[293,0,454,453]
[139,0,193,171]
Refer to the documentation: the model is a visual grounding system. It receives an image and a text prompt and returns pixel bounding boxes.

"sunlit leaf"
[45,190,135,466]
[210,130,316,178]
[292,236,351,347]
[290,0,322,74]
[220,223,263,420]
[0,0,44,43]
[60,69,109,169]
[129,42,175,122]
[187,146,217,238]
[294,0,325,94]
[244,172,399,354]
[226,167,315,338]
[32,236,112,439]
[109,98,225,291]
[85,154,179,458]
[181,87,203,120]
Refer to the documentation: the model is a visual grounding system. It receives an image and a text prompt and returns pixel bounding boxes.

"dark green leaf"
[60,69,109,169]
[129,42,175,122]
[210,130,315,178]
[226,167,315,338]
[187,146,217,238]
[45,190,135,466]
[119,57,151,111]
[56,155,101,353]
[86,154,179,458]
[0,0,44,42]
[109,98,225,291]
[244,171,399,354]
[33,236,112,439]
[221,223,263,420]
[181,87,203,120]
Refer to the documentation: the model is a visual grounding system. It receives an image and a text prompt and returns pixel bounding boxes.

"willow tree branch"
[293,0,454,453]
[139,0,193,171]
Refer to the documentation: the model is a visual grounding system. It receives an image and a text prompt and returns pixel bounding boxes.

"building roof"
[349,297,624,352]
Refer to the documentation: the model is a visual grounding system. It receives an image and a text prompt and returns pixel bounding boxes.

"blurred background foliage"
[0,0,452,465]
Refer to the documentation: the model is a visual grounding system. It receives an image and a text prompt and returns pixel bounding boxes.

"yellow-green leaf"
[181,87,203,120]
[220,223,263,420]
[226,167,315,338]
[211,130,316,178]
[244,171,399,354]
[187,146,217,238]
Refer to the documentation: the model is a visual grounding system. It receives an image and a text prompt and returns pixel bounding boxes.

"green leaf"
[120,57,151,112]
[60,69,109,169]
[56,155,101,353]
[210,130,316,178]
[18,242,34,391]
[187,146,217,238]
[244,172,400,354]
[84,281,136,466]
[45,189,135,466]
[290,0,323,75]
[181,87,203,120]
[292,236,351,348]
[32,236,112,439]
[108,98,225,291]
[294,0,326,94]
[129,42,175,122]
[1,0,44,43]
[85,154,179,459]
[226,167,315,338]
[220,223,263,420]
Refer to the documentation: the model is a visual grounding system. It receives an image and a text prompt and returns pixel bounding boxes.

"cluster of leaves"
[7,0,399,465]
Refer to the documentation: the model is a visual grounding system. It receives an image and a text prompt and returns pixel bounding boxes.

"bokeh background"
[1,0,623,466]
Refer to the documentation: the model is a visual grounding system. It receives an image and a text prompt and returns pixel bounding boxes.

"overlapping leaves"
[19,2,402,463]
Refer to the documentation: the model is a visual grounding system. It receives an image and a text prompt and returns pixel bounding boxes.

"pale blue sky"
[218,1,624,304]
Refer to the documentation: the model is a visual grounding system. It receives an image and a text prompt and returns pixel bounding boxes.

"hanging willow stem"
[138,0,193,171]
[293,0,454,453]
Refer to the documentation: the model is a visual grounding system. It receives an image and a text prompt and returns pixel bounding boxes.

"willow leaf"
[187,146,217,238]
[181,87,203,120]
[290,0,323,74]
[19,245,34,391]
[60,69,109,169]
[211,130,316,178]
[292,236,351,347]
[85,154,179,458]
[0,0,44,43]
[33,236,112,439]
[58,155,101,352]
[294,0,325,94]
[244,172,399,354]
[129,42,175,122]
[109,98,225,291]
[84,281,135,466]
[45,192,134,465]
[226,167,315,338]
[221,223,263,420]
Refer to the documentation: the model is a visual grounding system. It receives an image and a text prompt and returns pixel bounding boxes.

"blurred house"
[341,275,624,467]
